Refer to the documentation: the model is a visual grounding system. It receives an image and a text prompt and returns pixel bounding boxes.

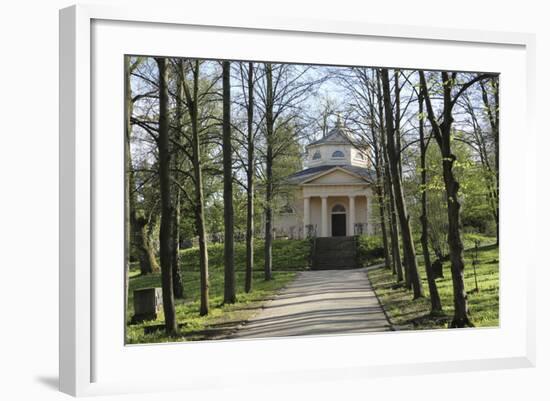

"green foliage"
[273,126,303,185]
[368,243,499,329]
[407,136,497,261]
[357,235,385,266]
[179,239,311,272]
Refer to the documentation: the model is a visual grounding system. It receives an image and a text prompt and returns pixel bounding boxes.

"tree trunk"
[376,72,402,281]
[493,79,499,245]
[264,63,274,281]
[189,61,210,316]
[245,62,255,293]
[393,70,411,289]
[134,215,159,275]
[394,71,403,179]
[376,181,391,269]
[222,61,236,304]
[442,152,470,326]
[171,61,185,299]
[387,180,402,280]
[171,189,184,299]
[481,78,499,244]
[155,57,177,335]
[368,96,391,269]
[124,56,131,312]
[418,93,442,313]
[381,68,423,299]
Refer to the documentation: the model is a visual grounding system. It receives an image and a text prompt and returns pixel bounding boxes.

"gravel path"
[230,268,391,339]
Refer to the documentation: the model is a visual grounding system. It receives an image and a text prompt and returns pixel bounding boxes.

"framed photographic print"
[59,3,536,397]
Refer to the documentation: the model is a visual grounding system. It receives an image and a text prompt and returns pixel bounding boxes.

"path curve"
[230,268,391,339]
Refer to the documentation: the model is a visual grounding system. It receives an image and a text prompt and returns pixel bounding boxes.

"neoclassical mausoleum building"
[274,120,376,239]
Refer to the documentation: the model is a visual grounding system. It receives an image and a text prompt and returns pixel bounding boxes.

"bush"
[357,235,385,267]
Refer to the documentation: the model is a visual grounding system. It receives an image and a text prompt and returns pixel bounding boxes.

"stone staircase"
[312,236,358,270]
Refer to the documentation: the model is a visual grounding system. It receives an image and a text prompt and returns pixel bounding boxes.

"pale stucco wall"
[309,169,366,184]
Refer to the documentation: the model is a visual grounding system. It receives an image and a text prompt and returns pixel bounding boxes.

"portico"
[302,193,370,237]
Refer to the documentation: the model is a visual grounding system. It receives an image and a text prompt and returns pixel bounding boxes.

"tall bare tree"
[418,91,442,313]
[179,60,210,315]
[368,108,392,270]
[222,61,236,303]
[338,67,391,269]
[380,68,423,299]
[155,57,178,334]
[124,56,132,309]
[126,57,160,290]
[170,59,187,299]
[419,70,494,327]
[480,78,499,244]
[376,71,403,282]
[244,62,255,292]
[263,63,275,281]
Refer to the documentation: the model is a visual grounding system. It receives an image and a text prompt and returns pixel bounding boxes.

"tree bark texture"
[368,96,391,269]
[171,189,184,299]
[124,56,132,312]
[134,215,159,275]
[480,78,499,244]
[222,61,236,304]
[155,57,178,334]
[264,63,274,281]
[245,62,255,293]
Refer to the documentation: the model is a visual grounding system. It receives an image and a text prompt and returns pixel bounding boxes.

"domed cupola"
[304,117,369,168]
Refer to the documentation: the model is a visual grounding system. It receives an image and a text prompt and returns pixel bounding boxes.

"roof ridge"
[285,164,375,185]
[307,125,353,147]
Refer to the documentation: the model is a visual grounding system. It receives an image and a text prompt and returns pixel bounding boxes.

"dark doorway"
[332,214,347,236]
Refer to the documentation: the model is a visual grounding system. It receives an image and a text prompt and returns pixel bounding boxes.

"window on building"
[312,150,321,160]
[332,204,346,213]
[332,150,345,158]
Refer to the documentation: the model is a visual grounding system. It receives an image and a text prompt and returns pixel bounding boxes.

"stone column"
[303,196,310,238]
[321,196,328,237]
[348,195,356,236]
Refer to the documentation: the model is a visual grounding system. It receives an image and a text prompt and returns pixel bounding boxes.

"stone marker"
[431,259,444,279]
[131,287,163,324]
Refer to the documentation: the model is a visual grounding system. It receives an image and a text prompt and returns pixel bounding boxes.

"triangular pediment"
[300,167,368,185]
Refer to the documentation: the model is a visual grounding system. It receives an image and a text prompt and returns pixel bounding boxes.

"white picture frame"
[59,3,536,397]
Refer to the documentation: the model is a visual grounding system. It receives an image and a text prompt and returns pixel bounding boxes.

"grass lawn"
[126,239,308,344]
[127,270,296,344]
[179,239,312,272]
[367,242,499,330]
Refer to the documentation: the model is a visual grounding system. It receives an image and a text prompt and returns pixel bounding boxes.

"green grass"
[367,242,499,330]
[126,239,309,344]
[179,239,311,272]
